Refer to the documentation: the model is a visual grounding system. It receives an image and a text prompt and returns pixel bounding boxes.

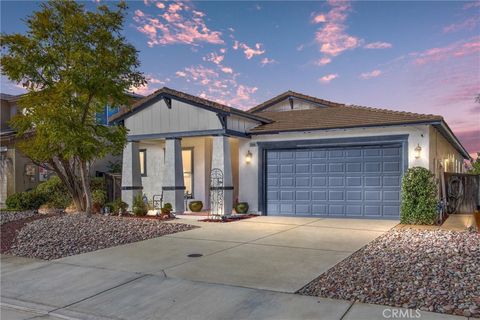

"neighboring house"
[110,87,470,219]
[0,92,142,208]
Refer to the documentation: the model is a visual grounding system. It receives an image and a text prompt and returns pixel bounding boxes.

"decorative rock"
[7,213,197,260]
[297,229,480,318]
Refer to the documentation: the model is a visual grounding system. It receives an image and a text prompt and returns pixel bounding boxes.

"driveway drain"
[187,253,203,258]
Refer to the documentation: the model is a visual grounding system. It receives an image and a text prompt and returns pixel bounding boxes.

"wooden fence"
[444,173,480,214]
[105,173,121,203]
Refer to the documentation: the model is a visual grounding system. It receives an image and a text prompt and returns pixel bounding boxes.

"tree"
[1,0,146,214]
[469,154,480,174]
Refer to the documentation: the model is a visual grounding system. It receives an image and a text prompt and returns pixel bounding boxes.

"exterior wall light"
[245,150,253,164]
[414,144,422,159]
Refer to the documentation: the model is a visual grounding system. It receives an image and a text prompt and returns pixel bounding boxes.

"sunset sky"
[1,0,479,157]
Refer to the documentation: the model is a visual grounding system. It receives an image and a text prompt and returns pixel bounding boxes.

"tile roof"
[249,104,444,133]
[109,87,271,123]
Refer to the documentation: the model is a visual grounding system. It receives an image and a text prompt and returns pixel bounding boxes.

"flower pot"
[189,201,203,212]
[235,202,249,214]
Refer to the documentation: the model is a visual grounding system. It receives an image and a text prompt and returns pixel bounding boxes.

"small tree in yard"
[401,167,438,225]
[1,0,145,214]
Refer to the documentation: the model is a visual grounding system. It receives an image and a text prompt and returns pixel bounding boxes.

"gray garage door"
[265,144,403,218]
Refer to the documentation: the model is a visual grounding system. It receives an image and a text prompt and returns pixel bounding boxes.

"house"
[110,87,470,219]
[0,92,142,208]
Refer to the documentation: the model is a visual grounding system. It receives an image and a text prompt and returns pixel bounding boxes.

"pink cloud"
[454,128,480,155]
[133,1,224,47]
[155,2,165,9]
[312,13,326,24]
[234,42,265,59]
[314,57,332,66]
[314,1,361,57]
[364,42,393,49]
[132,74,166,95]
[203,52,224,65]
[318,73,338,84]
[260,57,276,66]
[360,69,382,79]
[413,37,480,65]
[220,67,233,74]
[443,17,479,33]
[463,1,480,9]
[175,64,258,109]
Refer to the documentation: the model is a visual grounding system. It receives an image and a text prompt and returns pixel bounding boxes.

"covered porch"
[111,88,270,215]
[122,134,241,214]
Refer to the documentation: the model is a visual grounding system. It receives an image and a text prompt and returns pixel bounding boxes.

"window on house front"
[162,147,194,196]
[139,149,147,176]
[182,149,193,196]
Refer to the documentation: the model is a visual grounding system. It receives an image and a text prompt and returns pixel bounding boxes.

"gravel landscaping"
[4,213,198,260]
[298,228,480,318]
[0,210,38,225]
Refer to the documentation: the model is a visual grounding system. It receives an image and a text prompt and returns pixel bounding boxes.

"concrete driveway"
[55,216,397,292]
[3,216,464,319]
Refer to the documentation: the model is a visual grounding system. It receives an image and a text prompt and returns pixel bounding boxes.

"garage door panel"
[266,144,402,218]
[296,190,310,201]
[312,190,327,201]
[329,190,344,201]
[312,164,327,173]
[295,177,310,187]
[328,176,344,187]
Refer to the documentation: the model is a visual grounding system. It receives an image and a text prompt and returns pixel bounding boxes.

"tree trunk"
[50,158,85,211]
[79,159,92,215]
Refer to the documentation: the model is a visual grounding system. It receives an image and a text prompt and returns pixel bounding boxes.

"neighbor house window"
[182,148,193,196]
[139,149,147,176]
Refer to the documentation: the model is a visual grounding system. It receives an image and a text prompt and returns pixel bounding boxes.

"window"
[139,149,147,176]
[182,148,193,196]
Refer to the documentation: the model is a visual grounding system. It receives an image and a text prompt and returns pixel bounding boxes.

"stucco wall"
[238,124,431,213]
[137,136,240,209]
[428,126,464,174]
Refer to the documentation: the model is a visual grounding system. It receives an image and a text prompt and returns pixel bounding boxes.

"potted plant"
[132,193,148,216]
[160,202,173,219]
[188,200,203,212]
[235,202,249,214]
[92,189,107,214]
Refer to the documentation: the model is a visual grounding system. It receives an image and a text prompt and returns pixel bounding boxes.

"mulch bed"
[297,228,480,318]
[199,214,258,223]
[3,212,198,260]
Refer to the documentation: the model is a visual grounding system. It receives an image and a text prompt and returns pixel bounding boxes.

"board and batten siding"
[125,99,222,136]
[261,98,326,112]
[226,115,261,133]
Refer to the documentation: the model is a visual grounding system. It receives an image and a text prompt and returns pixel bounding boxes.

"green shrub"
[35,176,71,209]
[401,167,438,225]
[132,193,148,216]
[6,191,46,210]
[90,177,105,192]
[105,198,128,214]
[92,189,107,206]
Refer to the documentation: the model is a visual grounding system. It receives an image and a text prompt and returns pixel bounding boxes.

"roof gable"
[247,91,344,113]
[110,87,271,124]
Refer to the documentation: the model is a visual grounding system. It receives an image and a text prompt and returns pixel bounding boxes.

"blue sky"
[1,0,479,155]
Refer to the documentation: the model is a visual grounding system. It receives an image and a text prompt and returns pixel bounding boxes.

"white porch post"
[211,135,233,216]
[121,141,142,209]
[162,137,185,213]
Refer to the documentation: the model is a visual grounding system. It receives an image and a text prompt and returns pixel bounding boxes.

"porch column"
[121,141,142,209]
[211,135,233,216]
[162,137,185,213]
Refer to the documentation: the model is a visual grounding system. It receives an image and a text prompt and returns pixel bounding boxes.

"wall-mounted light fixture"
[414,144,422,159]
[245,150,253,164]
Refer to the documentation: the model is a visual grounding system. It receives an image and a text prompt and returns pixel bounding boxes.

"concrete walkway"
[1,216,467,320]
